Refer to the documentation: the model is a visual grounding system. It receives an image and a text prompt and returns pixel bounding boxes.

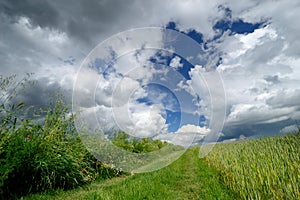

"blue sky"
[1,0,300,146]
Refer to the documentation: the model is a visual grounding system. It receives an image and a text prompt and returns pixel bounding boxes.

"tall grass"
[205,132,300,199]
[0,75,119,199]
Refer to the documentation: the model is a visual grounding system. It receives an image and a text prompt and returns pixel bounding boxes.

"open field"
[22,133,300,200]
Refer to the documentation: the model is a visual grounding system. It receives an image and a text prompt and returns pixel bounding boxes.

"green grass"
[205,133,300,199]
[20,133,300,199]
[22,147,234,200]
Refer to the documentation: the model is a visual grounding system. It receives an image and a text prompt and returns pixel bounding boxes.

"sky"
[1,0,300,147]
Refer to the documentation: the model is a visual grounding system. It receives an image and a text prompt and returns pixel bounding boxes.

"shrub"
[0,75,118,198]
[112,131,168,153]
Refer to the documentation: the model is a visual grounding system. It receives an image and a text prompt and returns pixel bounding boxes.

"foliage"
[0,75,118,199]
[205,132,300,199]
[112,131,168,153]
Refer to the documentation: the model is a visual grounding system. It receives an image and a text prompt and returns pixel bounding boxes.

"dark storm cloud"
[0,0,60,28]
[13,77,71,111]
[221,119,296,141]
[0,0,141,45]
[0,0,160,112]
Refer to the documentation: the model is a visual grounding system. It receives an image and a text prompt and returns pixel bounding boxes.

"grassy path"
[24,147,235,200]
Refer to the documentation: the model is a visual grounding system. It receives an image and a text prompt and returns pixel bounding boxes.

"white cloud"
[218,26,278,65]
[155,124,211,147]
[176,124,210,135]
[76,101,168,138]
[213,21,300,133]
[169,56,183,69]
[164,0,225,39]
[74,55,169,138]
[227,103,294,125]
[114,50,168,85]
[228,0,300,57]
[128,103,167,137]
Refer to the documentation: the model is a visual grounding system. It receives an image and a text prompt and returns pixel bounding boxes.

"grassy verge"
[23,147,234,200]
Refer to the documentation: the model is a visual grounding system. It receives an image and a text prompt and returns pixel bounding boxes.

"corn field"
[205,132,300,199]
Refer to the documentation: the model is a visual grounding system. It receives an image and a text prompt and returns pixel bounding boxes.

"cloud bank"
[1,0,300,145]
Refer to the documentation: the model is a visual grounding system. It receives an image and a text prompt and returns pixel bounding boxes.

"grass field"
[22,147,234,200]
[21,132,300,200]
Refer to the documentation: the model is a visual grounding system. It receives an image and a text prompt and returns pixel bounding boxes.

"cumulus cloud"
[73,66,168,138]
[155,124,211,147]
[216,23,300,137]
[78,102,167,138]
[176,124,210,134]
[72,31,172,138]
[227,104,293,125]
[1,0,300,142]
[169,56,183,69]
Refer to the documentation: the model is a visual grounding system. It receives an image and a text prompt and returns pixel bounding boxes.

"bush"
[112,131,168,153]
[0,75,118,199]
